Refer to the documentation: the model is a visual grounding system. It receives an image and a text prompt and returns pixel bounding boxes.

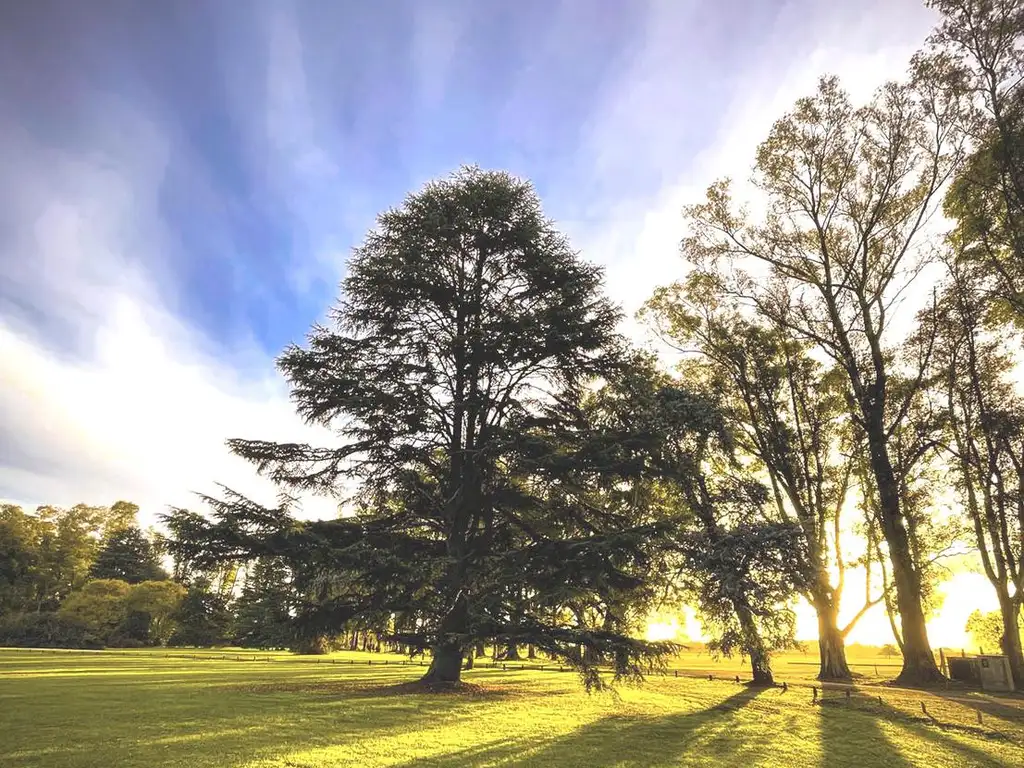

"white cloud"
[0,0,944,540]
[564,0,940,333]
[0,98,338,526]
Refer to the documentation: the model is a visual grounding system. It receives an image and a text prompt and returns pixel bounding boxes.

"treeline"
[1,503,306,651]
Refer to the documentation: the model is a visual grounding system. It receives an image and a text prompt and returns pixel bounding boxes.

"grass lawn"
[1,648,1022,767]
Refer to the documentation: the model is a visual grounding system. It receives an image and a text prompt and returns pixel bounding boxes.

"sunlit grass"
[0,648,1021,767]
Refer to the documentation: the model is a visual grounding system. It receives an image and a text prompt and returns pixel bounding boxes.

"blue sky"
[0,0,938,521]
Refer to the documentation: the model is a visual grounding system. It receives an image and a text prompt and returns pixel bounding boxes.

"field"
[1,648,1022,767]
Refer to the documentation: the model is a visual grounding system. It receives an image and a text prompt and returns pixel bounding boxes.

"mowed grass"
[1,648,1022,767]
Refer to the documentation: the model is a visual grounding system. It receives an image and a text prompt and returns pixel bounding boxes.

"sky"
[2,0,991,644]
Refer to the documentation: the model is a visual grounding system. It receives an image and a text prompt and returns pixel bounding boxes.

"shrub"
[0,612,103,649]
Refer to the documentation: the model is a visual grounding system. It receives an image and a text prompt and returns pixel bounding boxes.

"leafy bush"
[0,612,103,649]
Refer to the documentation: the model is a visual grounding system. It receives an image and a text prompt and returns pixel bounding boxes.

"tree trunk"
[420,592,468,684]
[735,601,773,686]
[997,593,1024,690]
[464,651,474,670]
[475,641,486,658]
[813,593,852,680]
[504,642,521,661]
[527,644,536,660]
[866,418,943,685]
[421,639,463,684]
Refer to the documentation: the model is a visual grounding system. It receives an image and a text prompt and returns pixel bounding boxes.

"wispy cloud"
[0,0,941,531]
[560,0,939,336]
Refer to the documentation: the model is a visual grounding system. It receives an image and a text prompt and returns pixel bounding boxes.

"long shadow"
[816,693,1015,768]
[873,698,1016,768]
[937,692,1024,725]
[391,684,765,767]
[817,697,916,768]
[0,668,490,768]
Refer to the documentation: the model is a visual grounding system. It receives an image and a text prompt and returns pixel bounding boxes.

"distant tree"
[966,608,1024,655]
[167,578,234,647]
[121,580,186,646]
[233,558,294,649]
[58,579,131,641]
[680,76,964,684]
[90,526,167,584]
[0,505,43,614]
[166,167,677,687]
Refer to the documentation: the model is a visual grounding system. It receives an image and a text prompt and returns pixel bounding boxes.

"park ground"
[1,647,1022,767]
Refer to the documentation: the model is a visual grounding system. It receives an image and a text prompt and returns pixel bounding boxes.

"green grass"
[1,648,1022,767]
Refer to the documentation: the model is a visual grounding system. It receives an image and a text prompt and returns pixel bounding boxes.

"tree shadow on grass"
[391,684,766,767]
[0,672,488,768]
[874,698,1017,768]
[817,695,1016,768]
[817,698,916,768]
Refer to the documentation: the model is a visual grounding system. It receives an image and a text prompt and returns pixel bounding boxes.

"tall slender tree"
[644,275,890,680]
[680,76,965,683]
[925,256,1024,686]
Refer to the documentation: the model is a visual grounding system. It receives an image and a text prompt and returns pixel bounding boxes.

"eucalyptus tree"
[644,274,890,680]
[678,75,964,683]
[925,256,1024,686]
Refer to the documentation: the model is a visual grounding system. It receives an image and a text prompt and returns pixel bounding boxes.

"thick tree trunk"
[504,642,521,661]
[421,640,463,684]
[997,594,1024,690]
[813,593,852,680]
[866,418,943,685]
[735,602,773,686]
[475,641,486,658]
[527,644,536,660]
[464,651,474,670]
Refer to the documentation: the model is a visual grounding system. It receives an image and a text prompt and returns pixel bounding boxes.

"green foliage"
[55,578,185,647]
[0,504,44,613]
[58,579,132,639]
[233,558,294,649]
[122,580,187,645]
[167,579,234,647]
[678,523,805,659]
[966,609,1005,653]
[0,612,102,649]
[927,0,1024,324]
[90,526,168,584]
[0,502,148,613]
